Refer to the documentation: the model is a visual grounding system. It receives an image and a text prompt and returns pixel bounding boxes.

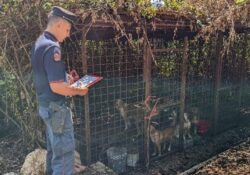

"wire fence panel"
[61,34,250,170]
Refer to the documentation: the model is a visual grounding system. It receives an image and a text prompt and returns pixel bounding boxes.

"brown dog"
[149,110,177,156]
[150,123,176,156]
[115,99,144,135]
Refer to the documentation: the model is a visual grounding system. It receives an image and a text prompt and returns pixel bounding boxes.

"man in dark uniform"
[31,6,88,175]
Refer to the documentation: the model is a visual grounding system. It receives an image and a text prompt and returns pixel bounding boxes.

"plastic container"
[127,152,139,167]
[107,147,127,174]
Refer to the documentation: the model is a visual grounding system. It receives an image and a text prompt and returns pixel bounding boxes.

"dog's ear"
[115,99,120,106]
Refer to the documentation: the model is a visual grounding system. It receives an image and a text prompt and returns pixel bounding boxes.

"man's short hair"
[47,14,65,27]
[48,6,77,24]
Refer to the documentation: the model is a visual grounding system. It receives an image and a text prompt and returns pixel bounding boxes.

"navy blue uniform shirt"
[31,32,66,107]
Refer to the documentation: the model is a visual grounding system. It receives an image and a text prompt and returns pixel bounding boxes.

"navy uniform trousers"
[39,105,75,175]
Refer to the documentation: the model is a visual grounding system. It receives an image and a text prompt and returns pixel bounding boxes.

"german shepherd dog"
[115,99,144,135]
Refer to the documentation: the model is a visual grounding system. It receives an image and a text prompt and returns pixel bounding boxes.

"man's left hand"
[71,69,80,81]
[67,69,80,84]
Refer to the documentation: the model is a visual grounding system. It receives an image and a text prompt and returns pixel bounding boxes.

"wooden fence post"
[81,28,91,164]
[179,36,189,150]
[238,34,247,107]
[143,34,152,169]
[213,33,224,135]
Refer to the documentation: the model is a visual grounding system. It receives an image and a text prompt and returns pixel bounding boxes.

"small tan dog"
[149,122,176,156]
[149,110,177,156]
[20,149,85,175]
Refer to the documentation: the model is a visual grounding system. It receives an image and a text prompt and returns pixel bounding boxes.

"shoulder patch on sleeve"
[53,47,61,61]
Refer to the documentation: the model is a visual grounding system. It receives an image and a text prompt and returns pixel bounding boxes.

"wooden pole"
[213,33,223,135]
[238,34,247,107]
[179,36,189,151]
[143,32,152,169]
[81,28,91,164]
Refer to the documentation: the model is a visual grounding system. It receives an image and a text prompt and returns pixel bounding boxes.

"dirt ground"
[127,116,250,175]
[0,115,250,175]
[0,119,31,174]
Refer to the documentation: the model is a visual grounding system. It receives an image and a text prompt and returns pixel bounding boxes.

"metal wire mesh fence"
[61,33,249,171]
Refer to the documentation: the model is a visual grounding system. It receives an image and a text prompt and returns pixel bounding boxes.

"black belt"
[39,99,69,108]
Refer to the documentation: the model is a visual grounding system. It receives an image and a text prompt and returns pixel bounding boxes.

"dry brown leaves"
[194,141,250,175]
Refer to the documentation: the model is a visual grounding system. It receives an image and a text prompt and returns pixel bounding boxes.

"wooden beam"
[81,27,91,164]
[238,33,247,107]
[143,29,152,169]
[153,48,185,53]
[179,36,189,151]
[213,33,224,135]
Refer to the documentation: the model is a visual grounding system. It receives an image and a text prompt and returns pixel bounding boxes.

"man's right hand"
[76,86,88,96]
